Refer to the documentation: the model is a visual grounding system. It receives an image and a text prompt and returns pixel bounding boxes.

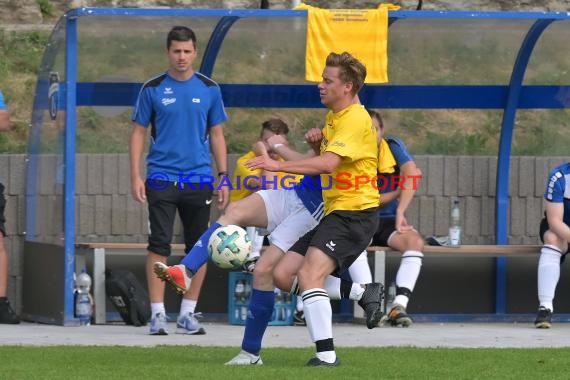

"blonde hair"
[325,52,367,95]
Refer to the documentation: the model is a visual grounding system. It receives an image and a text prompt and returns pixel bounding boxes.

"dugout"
[21,7,570,325]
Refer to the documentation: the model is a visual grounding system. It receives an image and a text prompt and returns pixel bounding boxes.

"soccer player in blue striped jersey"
[535,162,570,329]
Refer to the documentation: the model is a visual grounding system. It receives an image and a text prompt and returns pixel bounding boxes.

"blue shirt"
[378,136,413,218]
[132,72,228,182]
[544,162,570,227]
[294,175,325,221]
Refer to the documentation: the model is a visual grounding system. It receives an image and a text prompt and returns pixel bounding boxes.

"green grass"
[0,346,569,379]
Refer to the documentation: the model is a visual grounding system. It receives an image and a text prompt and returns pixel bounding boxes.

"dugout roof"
[24,7,570,324]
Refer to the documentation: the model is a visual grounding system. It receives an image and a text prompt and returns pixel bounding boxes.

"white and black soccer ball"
[208,225,252,270]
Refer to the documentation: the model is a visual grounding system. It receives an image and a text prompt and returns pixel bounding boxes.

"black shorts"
[371,217,396,246]
[539,217,570,254]
[289,207,378,276]
[0,183,5,237]
[146,180,213,256]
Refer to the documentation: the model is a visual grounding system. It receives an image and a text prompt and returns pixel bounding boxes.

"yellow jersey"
[320,104,379,214]
[294,3,400,83]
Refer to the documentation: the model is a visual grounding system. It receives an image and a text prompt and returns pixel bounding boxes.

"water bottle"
[234,279,245,303]
[274,288,283,304]
[75,268,93,326]
[243,279,252,302]
[385,282,396,313]
[449,199,462,247]
[273,288,284,320]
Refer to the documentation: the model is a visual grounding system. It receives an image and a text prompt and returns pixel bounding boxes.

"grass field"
[1,345,568,379]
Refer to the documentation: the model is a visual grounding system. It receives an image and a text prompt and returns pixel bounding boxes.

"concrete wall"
[2,153,567,313]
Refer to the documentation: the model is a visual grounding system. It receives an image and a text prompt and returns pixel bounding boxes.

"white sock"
[350,283,365,301]
[324,276,341,300]
[302,288,335,363]
[394,250,423,308]
[302,288,333,342]
[151,303,165,316]
[316,351,336,363]
[246,226,264,258]
[323,276,364,301]
[348,251,372,283]
[538,245,562,312]
[296,296,303,312]
[393,295,409,308]
[179,299,197,316]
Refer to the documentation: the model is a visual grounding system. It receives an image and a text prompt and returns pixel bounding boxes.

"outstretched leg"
[154,194,268,293]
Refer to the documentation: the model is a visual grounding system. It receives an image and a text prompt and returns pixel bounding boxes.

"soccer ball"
[208,225,252,270]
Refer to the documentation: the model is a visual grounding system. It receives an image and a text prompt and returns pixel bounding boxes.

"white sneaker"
[176,312,206,335]
[149,312,168,335]
[225,350,263,365]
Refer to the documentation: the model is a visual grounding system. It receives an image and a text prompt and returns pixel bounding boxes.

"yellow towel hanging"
[295,3,400,83]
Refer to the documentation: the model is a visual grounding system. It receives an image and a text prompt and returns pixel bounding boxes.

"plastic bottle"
[243,279,252,302]
[234,279,245,303]
[75,268,93,326]
[449,199,462,247]
[274,288,283,321]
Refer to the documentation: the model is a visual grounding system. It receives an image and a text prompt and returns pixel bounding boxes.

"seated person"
[369,108,424,327]
[534,162,570,329]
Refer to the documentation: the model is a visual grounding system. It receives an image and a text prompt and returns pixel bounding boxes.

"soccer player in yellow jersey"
[246,52,380,367]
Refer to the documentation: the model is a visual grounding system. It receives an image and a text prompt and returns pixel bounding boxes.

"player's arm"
[129,123,147,203]
[246,151,341,175]
[397,161,422,214]
[209,123,229,209]
[394,160,422,232]
[0,109,10,131]
[250,141,278,189]
[266,134,316,161]
[545,201,570,242]
[304,128,323,156]
[379,188,401,206]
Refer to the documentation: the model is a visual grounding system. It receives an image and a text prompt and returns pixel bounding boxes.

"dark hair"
[366,108,384,129]
[325,52,367,95]
[167,26,196,49]
[260,118,289,137]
